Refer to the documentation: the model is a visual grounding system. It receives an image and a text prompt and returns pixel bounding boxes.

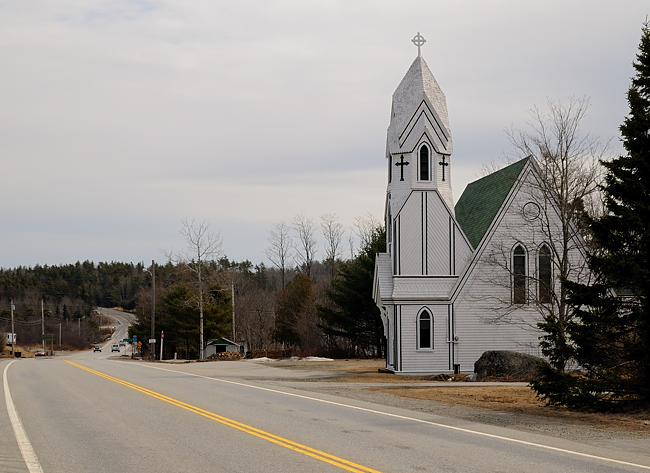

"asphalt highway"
[2,327,650,472]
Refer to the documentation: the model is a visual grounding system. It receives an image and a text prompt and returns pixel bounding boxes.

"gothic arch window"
[538,244,552,303]
[419,144,430,181]
[512,244,527,304]
[417,309,433,349]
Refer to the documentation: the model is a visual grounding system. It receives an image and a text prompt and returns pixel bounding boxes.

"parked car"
[93,345,102,352]
[111,343,120,352]
[34,349,47,357]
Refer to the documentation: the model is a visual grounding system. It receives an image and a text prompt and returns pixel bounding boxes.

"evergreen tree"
[317,227,385,357]
[535,21,650,409]
[141,282,231,359]
[274,273,314,348]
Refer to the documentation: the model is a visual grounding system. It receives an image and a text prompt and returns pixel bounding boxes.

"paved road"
[2,351,650,472]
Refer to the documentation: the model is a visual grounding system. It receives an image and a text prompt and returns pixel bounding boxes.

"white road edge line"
[3,360,45,473]
[121,360,650,471]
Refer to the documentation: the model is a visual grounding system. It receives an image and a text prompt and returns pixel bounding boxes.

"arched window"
[418,310,433,349]
[513,245,527,304]
[419,145,430,181]
[538,245,552,303]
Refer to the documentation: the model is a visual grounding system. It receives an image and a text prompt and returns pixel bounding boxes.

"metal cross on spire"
[412,32,426,56]
[395,155,410,181]
[439,155,449,181]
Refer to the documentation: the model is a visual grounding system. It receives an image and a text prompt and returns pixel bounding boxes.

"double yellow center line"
[66,360,381,473]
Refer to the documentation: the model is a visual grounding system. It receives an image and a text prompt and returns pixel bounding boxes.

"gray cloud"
[0,0,646,267]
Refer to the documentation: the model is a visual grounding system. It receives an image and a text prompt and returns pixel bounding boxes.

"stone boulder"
[474,350,546,381]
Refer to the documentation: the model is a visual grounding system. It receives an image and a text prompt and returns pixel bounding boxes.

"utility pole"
[144,261,156,360]
[199,286,204,360]
[10,300,15,357]
[41,299,45,351]
[231,281,235,342]
[151,260,155,359]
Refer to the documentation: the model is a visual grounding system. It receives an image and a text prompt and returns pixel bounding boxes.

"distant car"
[93,345,102,352]
[34,349,47,357]
[111,343,120,353]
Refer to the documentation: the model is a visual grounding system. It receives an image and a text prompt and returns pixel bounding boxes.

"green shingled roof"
[455,158,529,249]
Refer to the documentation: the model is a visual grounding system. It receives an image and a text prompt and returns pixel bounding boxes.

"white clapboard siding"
[392,277,458,300]
[398,304,451,373]
[426,192,453,275]
[454,224,474,277]
[397,192,424,275]
[388,157,414,219]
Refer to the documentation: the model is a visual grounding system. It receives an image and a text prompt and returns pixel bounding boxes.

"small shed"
[204,337,240,357]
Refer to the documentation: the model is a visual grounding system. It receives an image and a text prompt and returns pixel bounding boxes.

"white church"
[372,34,587,374]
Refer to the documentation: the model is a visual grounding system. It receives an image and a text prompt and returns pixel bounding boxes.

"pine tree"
[557,21,650,410]
[317,227,385,358]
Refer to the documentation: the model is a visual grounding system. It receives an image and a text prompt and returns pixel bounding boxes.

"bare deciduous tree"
[347,230,356,260]
[293,214,318,278]
[235,286,275,353]
[353,212,381,251]
[506,96,606,222]
[265,221,293,289]
[164,218,223,360]
[320,213,344,279]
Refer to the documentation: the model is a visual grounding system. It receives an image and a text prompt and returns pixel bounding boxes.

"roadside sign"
[133,335,137,344]
[149,339,156,344]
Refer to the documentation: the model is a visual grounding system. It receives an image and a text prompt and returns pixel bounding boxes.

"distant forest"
[0,227,385,359]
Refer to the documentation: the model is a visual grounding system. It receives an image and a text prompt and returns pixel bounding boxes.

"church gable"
[395,97,451,156]
[453,158,583,310]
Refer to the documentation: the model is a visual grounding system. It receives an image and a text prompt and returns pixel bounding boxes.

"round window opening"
[523,202,541,221]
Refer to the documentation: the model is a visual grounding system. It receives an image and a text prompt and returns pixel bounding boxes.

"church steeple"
[386,34,454,213]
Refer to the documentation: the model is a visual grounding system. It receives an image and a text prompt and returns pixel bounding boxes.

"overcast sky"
[1,1,647,269]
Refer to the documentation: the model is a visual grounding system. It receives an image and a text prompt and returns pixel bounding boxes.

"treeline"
[0,261,150,349]
[0,261,147,312]
[0,228,386,359]
[130,227,386,360]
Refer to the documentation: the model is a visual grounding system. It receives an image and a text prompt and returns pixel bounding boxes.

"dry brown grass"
[369,385,650,432]
[1,346,36,358]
